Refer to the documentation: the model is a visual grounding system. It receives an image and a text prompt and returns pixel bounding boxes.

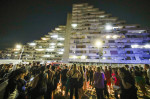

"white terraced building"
[64,3,150,64]
[1,26,66,63]
[1,3,150,65]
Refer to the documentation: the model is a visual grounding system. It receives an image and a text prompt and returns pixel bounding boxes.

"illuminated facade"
[68,3,150,64]
[1,26,66,63]
[1,3,150,64]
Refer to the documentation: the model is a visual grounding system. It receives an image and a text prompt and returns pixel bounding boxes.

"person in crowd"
[124,65,130,71]
[3,68,26,99]
[89,67,93,86]
[30,66,48,99]
[104,66,111,93]
[45,65,54,99]
[118,67,138,99]
[144,64,150,84]
[67,64,81,99]
[94,67,105,99]
[16,69,27,99]
[61,66,68,95]
[112,68,120,99]
[78,66,84,99]
[134,66,147,96]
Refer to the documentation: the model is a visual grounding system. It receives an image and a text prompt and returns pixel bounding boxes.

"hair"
[145,64,149,68]
[125,65,129,68]
[83,66,85,72]
[8,68,26,79]
[134,66,139,71]
[97,67,101,72]
[79,66,83,74]
[119,67,133,81]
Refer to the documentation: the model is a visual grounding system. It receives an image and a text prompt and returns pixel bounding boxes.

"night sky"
[0,0,150,50]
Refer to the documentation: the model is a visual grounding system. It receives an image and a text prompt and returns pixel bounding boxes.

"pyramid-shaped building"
[1,3,150,65]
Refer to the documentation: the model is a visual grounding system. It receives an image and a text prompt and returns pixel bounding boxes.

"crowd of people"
[0,63,150,99]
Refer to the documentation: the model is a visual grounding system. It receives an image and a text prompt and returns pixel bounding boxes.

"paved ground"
[55,83,150,99]
[0,81,150,99]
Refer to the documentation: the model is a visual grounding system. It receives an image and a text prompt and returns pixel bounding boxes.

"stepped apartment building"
[1,3,150,64]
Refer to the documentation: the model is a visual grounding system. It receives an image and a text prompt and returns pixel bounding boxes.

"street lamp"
[95,41,103,64]
[15,44,24,61]
[16,45,22,49]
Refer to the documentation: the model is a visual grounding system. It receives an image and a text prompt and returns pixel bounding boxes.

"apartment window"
[143,51,150,54]
[142,57,150,60]
[76,45,86,48]
[108,40,115,43]
[132,57,136,60]
[126,51,133,54]
[125,57,131,60]
[89,50,97,53]
[107,57,112,60]
[76,51,86,53]
[124,45,131,48]
[110,51,118,55]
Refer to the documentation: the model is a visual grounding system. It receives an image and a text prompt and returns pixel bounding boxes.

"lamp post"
[16,44,24,62]
[95,41,103,64]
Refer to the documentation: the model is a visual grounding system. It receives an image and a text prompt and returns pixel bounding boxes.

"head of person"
[79,66,83,72]
[125,65,129,69]
[104,66,107,70]
[112,68,116,73]
[134,66,139,71]
[73,64,76,71]
[118,67,131,79]
[40,66,45,73]
[96,67,101,72]
[90,67,92,70]
[9,68,26,80]
[109,66,111,70]
[144,64,149,70]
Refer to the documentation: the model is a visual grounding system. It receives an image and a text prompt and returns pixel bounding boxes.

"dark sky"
[0,0,150,50]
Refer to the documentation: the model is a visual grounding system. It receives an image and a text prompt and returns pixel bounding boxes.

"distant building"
[1,3,150,64]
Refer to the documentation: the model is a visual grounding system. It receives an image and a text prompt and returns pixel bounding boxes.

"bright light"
[46,49,54,51]
[43,55,50,57]
[29,43,36,46]
[105,24,113,31]
[99,15,105,18]
[103,57,106,60]
[73,55,77,59]
[57,43,63,46]
[35,49,44,51]
[144,44,150,48]
[51,35,58,38]
[96,41,102,48]
[131,45,139,48]
[50,43,56,45]
[112,35,118,39]
[71,24,77,28]
[81,56,86,59]
[58,52,63,54]
[16,45,22,49]
[41,38,49,40]
[106,35,111,39]
[60,49,64,51]
[49,46,55,48]
[55,28,61,30]
[57,38,65,40]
